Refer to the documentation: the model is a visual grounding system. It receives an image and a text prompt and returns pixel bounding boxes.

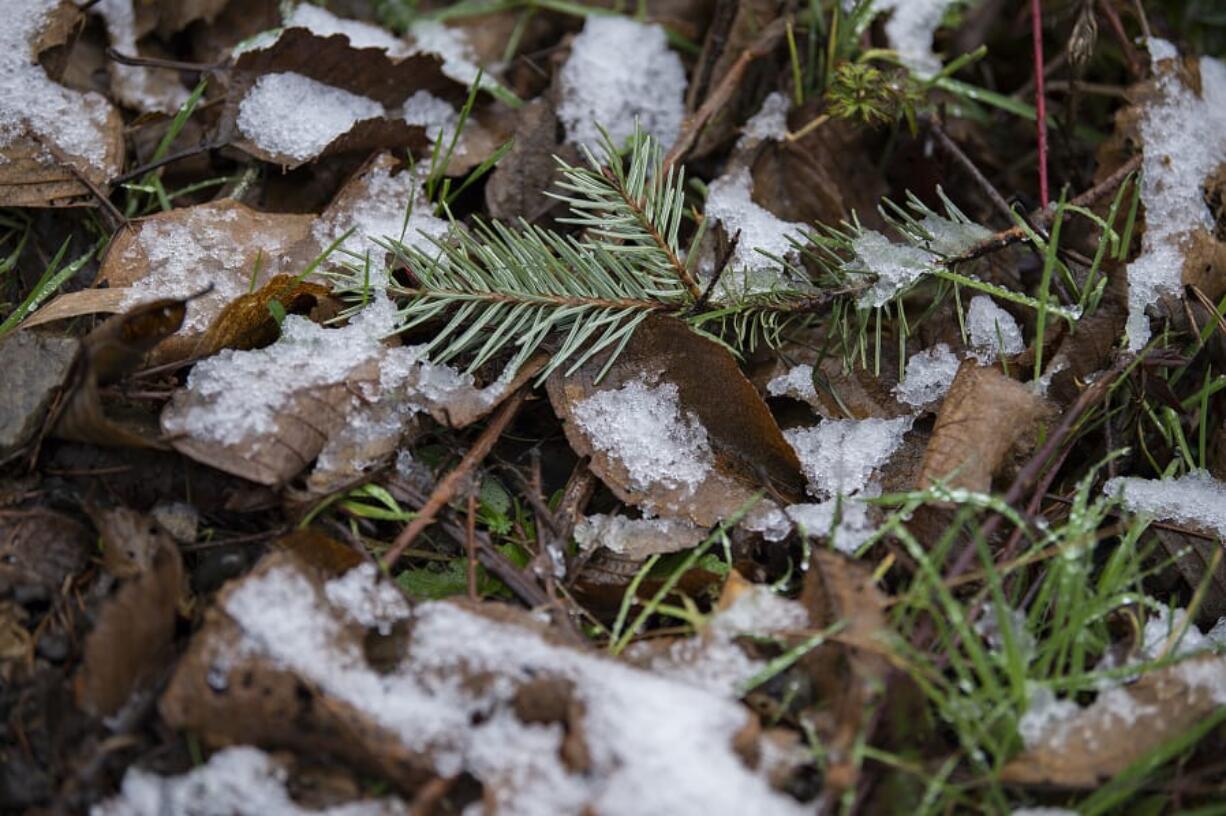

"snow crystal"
[852,230,936,307]
[402,90,460,143]
[286,3,411,56]
[557,16,687,152]
[1124,42,1226,351]
[739,92,790,145]
[312,162,449,272]
[325,563,411,635]
[1103,469,1226,540]
[1017,684,1081,749]
[704,168,808,296]
[237,72,384,162]
[1139,606,1212,659]
[766,364,817,403]
[93,746,406,816]
[785,416,912,498]
[895,342,960,406]
[93,0,189,113]
[573,514,705,556]
[786,499,877,554]
[217,560,809,815]
[119,205,302,333]
[918,212,994,255]
[410,20,490,88]
[874,0,961,77]
[163,296,399,445]
[571,376,714,495]
[0,0,118,174]
[966,295,1025,362]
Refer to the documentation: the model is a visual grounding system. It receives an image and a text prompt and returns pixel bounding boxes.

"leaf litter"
[5,2,1226,814]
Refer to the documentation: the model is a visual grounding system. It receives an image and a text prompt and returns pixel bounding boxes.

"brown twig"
[34,136,127,231]
[105,47,220,73]
[465,492,478,601]
[690,227,741,313]
[1030,0,1051,207]
[111,142,219,186]
[381,387,529,569]
[1097,0,1143,77]
[925,116,1015,224]
[663,18,788,173]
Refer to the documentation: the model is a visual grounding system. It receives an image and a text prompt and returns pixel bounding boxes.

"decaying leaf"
[21,288,129,330]
[0,509,91,603]
[97,200,316,363]
[1002,654,1226,787]
[0,330,78,459]
[917,362,1051,493]
[0,1,125,207]
[485,99,580,223]
[547,315,805,527]
[52,297,188,449]
[162,553,805,812]
[75,509,184,717]
[195,274,335,358]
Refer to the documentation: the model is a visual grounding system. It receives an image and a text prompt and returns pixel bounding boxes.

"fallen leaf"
[20,288,128,330]
[0,509,91,603]
[547,314,805,527]
[1002,655,1226,787]
[917,362,1051,493]
[75,520,184,717]
[485,99,580,223]
[0,330,78,459]
[195,274,336,357]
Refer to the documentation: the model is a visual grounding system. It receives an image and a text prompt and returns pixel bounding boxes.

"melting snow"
[213,560,809,815]
[1103,469,1226,540]
[557,16,687,152]
[966,295,1025,362]
[739,92,790,145]
[93,0,189,113]
[401,90,460,143]
[285,3,411,56]
[571,376,714,495]
[93,746,406,815]
[409,20,490,89]
[852,231,936,307]
[704,168,808,296]
[324,563,411,635]
[0,0,119,175]
[767,364,818,403]
[237,72,384,162]
[895,342,960,406]
[785,416,912,498]
[873,0,962,77]
[1125,41,1226,351]
[573,514,705,556]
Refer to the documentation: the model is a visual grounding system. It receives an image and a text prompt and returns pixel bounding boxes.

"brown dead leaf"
[97,200,316,364]
[195,274,336,357]
[485,99,580,223]
[0,2,124,207]
[0,509,91,603]
[75,521,183,717]
[917,362,1051,493]
[21,288,128,330]
[273,529,364,576]
[547,315,805,527]
[1002,655,1226,787]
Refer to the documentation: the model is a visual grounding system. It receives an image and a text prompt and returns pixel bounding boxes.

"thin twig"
[690,227,741,313]
[925,116,1014,224]
[381,387,528,569]
[465,492,478,601]
[105,47,220,73]
[34,136,127,231]
[111,142,219,186]
[602,166,702,299]
[1030,0,1051,208]
[1097,0,1143,77]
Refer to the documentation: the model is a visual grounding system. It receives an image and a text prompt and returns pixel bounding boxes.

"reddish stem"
[1031,0,1050,208]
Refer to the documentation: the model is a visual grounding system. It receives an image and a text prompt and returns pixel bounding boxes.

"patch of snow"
[785,416,912,498]
[704,168,808,296]
[93,745,407,815]
[557,16,687,152]
[401,90,460,144]
[852,230,935,307]
[573,514,705,556]
[409,20,490,89]
[786,499,877,554]
[1139,606,1212,660]
[739,92,790,145]
[325,563,411,635]
[216,561,810,815]
[0,0,119,175]
[1017,684,1081,749]
[1124,42,1226,350]
[237,72,384,162]
[119,205,302,333]
[873,0,962,77]
[571,376,714,496]
[286,4,411,56]
[311,162,450,272]
[1146,37,1179,63]
[164,295,400,445]
[1103,469,1226,540]
[766,364,817,403]
[93,0,189,113]
[966,295,1025,362]
[918,212,993,254]
[895,343,960,406]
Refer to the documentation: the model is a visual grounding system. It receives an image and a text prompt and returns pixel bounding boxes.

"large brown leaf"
[547,315,805,527]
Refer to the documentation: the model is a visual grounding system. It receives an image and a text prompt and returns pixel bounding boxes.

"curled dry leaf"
[547,315,805,527]
[0,330,78,459]
[162,553,804,812]
[1002,653,1226,787]
[195,274,336,358]
[97,200,315,364]
[917,362,1051,493]
[75,512,184,718]
[0,1,125,207]
[485,99,580,223]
